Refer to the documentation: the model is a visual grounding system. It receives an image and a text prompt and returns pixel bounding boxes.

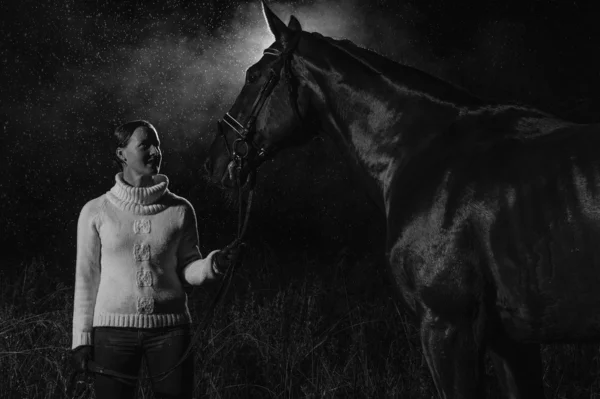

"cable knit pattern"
[72,173,220,349]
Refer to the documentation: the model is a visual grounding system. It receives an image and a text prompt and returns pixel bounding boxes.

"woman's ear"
[116,148,126,164]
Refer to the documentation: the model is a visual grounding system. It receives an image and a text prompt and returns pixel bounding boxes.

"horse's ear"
[288,15,302,32]
[262,1,291,44]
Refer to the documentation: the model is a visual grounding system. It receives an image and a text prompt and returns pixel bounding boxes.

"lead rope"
[70,174,255,394]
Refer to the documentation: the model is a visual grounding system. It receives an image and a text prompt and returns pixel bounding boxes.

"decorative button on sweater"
[71,173,220,349]
[133,219,151,234]
[133,243,151,261]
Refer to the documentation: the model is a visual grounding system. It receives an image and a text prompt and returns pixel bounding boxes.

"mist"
[2,0,419,266]
[3,0,426,154]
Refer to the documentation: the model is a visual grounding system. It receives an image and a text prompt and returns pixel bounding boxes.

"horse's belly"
[498,301,600,343]
[494,255,600,343]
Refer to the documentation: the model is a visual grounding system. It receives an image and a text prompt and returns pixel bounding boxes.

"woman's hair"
[112,120,156,169]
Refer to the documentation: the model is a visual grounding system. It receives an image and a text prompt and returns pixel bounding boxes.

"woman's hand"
[213,239,245,275]
[71,345,93,373]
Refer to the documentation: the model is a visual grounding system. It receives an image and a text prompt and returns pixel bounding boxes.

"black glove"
[213,239,245,275]
[71,345,93,373]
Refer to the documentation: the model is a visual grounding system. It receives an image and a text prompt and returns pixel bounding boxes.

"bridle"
[218,31,304,183]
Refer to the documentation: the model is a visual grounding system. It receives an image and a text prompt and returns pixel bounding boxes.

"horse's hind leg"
[488,334,545,399]
[420,308,486,399]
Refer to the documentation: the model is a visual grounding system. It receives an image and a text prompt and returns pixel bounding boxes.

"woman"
[70,120,240,398]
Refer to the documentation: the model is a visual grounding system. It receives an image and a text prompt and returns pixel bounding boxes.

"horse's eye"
[246,71,260,84]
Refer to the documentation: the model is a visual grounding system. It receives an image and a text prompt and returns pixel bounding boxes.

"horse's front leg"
[420,307,486,399]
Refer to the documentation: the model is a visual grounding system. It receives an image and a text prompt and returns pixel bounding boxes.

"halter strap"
[219,32,303,172]
[263,48,281,56]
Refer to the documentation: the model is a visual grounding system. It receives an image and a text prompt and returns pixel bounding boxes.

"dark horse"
[205,2,600,398]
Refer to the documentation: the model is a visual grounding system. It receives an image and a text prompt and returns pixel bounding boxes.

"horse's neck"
[304,57,462,216]
[300,68,402,211]
[306,80,395,215]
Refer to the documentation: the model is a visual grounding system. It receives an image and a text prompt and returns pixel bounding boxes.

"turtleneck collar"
[106,173,170,215]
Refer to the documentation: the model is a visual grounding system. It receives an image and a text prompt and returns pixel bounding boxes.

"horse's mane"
[315,33,394,76]
[316,34,385,75]
[311,32,486,106]
[308,32,564,125]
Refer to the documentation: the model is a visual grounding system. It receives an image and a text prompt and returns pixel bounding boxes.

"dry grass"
[1,253,600,398]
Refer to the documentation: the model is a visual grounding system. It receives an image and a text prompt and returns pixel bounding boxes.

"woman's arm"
[72,200,101,349]
[177,202,220,285]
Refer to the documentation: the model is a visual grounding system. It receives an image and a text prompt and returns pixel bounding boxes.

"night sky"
[1,0,599,276]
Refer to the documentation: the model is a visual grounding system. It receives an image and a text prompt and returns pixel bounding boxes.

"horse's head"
[205,1,317,189]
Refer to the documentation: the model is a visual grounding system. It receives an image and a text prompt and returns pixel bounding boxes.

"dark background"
[1,0,599,280]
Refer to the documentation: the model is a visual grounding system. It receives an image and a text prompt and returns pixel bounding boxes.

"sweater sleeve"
[71,200,101,349]
[178,202,220,285]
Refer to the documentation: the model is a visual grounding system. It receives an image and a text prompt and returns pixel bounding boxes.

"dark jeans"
[93,324,193,399]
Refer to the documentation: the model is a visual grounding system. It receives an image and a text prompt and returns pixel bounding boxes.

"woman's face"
[118,126,162,176]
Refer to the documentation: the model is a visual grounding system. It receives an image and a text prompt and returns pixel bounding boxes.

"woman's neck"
[122,170,156,187]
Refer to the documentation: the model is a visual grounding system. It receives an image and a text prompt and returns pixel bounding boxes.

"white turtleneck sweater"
[72,173,219,349]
